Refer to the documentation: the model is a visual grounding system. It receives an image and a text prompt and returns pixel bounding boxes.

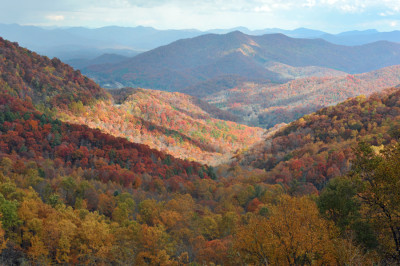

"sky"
[1,0,400,33]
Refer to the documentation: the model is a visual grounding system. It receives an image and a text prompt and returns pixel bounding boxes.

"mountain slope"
[84,31,400,92]
[59,88,264,165]
[0,37,109,108]
[235,86,400,193]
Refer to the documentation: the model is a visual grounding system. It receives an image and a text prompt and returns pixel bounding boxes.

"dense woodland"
[238,87,400,191]
[1,37,400,264]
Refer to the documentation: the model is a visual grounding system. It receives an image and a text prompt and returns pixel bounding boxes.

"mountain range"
[83,31,400,93]
[2,23,400,63]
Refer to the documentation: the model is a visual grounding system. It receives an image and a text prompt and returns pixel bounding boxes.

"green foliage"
[349,141,400,260]
[207,166,217,180]
[318,176,378,249]
[318,177,360,230]
[0,193,21,233]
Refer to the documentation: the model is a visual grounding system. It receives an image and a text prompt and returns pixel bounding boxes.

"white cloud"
[46,15,65,21]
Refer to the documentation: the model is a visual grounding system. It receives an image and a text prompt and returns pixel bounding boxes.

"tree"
[0,193,21,235]
[349,142,400,261]
[318,176,378,249]
[234,195,336,265]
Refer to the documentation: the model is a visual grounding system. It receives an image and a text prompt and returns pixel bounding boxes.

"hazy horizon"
[1,0,400,33]
[0,22,388,36]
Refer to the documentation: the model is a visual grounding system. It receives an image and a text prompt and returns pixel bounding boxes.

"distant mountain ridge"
[321,30,400,46]
[83,31,400,93]
[2,23,400,63]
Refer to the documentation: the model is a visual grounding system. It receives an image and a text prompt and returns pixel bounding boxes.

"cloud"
[2,0,400,32]
[46,15,65,21]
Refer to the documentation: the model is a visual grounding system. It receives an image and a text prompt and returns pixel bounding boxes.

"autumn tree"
[234,195,336,265]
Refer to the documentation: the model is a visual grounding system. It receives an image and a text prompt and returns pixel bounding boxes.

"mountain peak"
[226,30,246,36]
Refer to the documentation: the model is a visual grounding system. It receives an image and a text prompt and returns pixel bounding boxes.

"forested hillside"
[237,87,400,192]
[0,37,108,108]
[59,88,263,165]
[1,36,400,264]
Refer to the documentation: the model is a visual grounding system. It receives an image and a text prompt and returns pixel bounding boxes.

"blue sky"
[1,0,400,33]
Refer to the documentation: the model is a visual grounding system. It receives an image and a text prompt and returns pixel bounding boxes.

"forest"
[0,37,400,264]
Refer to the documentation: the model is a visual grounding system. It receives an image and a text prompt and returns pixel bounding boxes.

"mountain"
[84,31,400,92]
[206,27,327,38]
[84,31,287,90]
[205,64,400,128]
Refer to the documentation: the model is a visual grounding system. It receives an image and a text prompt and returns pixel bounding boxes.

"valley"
[1,21,400,264]
[205,64,400,128]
